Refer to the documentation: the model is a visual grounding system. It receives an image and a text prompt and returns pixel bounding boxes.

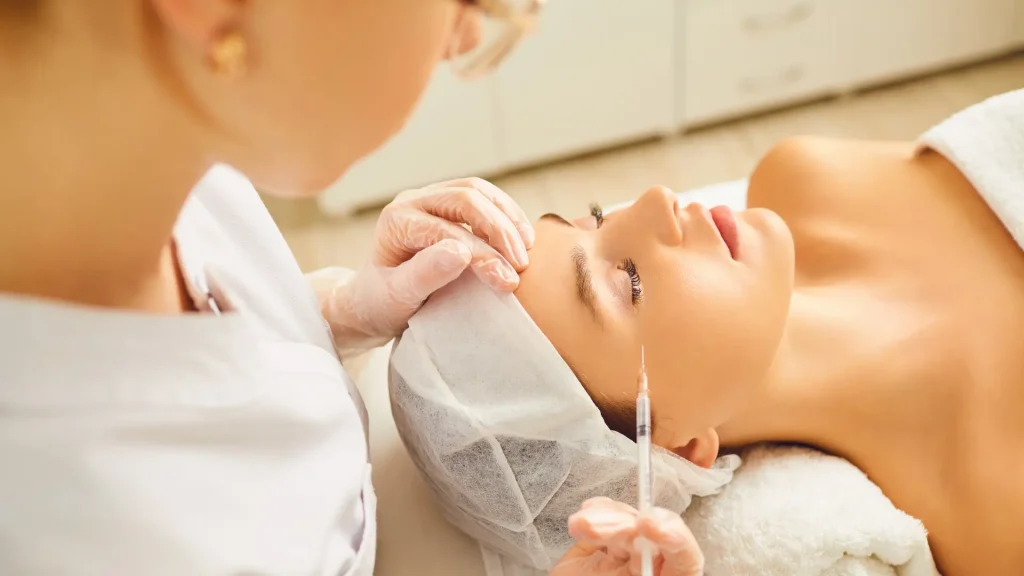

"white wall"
[319,0,1024,216]
[836,0,1020,87]
[492,0,675,169]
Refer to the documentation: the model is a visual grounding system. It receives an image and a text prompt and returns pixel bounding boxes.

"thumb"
[549,544,602,576]
[638,509,704,576]
[386,239,472,308]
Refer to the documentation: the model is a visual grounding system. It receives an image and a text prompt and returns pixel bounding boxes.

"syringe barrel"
[636,394,653,512]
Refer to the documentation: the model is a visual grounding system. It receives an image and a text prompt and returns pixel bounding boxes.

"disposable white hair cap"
[389,272,739,573]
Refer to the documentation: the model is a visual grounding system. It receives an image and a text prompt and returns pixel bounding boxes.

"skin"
[515,186,795,465]
[515,136,1024,576]
[0,0,479,312]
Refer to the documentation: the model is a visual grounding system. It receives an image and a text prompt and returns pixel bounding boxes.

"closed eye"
[621,258,642,305]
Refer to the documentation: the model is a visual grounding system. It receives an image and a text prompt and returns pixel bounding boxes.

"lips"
[709,205,740,259]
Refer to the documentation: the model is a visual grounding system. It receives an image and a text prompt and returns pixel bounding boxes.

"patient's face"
[514,187,794,449]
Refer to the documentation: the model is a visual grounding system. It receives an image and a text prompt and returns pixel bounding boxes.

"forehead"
[514,218,583,327]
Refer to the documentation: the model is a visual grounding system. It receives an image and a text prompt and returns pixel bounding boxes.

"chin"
[255,155,358,199]
[744,207,790,238]
[744,207,795,260]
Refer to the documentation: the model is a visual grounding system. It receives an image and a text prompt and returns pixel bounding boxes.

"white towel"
[683,445,939,576]
[917,88,1024,251]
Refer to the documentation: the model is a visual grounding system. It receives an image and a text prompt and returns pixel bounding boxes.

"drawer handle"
[742,2,814,31]
[738,65,805,94]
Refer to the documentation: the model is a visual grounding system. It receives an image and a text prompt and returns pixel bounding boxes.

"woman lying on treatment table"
[512,132,1024,575]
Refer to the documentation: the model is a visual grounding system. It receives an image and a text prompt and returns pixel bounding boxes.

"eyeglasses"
[451,0,546,79]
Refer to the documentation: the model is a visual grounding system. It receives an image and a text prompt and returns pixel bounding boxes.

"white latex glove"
[550,498,704,576]
[318,177,535,357]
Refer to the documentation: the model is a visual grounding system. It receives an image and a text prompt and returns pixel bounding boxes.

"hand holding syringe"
[556,500,705,576]
[550,345,705,576]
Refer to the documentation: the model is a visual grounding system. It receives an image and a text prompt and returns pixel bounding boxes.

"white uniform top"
[0,165,376,576]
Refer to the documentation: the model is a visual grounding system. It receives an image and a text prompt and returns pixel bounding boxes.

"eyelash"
[589,203,604,228]
[589,202,642,305]
[622,259,642,305]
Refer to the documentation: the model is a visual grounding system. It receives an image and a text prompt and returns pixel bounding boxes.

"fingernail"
[454,242,472,263]
[499,265,518,287]
[632,536,653,554]
[581,497,611,509]
[649,508,676,522]
[512,241,529,269]
[641,510,690,550]
[480,260,517,289]
[580,509,632,534]
[522,224,536,248]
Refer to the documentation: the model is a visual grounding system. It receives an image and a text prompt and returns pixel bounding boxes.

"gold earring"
[209,31,247,78]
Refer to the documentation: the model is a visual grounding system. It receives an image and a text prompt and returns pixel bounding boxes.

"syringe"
[636,346,654,576]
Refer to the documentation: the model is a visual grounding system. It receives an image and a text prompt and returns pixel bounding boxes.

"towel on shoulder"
[684,445,938,576]
[917,88,1024,252]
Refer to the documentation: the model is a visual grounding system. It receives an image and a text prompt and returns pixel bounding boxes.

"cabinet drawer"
[679,0,839,126]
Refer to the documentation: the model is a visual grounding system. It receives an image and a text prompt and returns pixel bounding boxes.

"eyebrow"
[570,246,599,322]
[540,214,601,323]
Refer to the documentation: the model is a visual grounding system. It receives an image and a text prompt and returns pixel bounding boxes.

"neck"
[717,285,938,458]
[0,21,208,312]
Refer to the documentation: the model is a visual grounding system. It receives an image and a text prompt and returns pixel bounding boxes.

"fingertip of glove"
[435,239,472,266]
[638,510,694,551]
[454,242,472,264]
[521,223,536,248]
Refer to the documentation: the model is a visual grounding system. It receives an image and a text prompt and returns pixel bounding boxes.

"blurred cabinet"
[492,0,674,168]
[319,0,1024,216]
[835,0,958,86]
[1017,0,1024,44]
[835,0,1020,87]
[677,0,1023,126]
[950,0,1020,58]
[678,0,842,126]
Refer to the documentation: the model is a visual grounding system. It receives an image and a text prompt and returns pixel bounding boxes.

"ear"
[444,8,483,60]
[672,428,720,469]
[148,0,248,48]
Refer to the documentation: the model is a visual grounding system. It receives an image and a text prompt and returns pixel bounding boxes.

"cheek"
[644,256,743,366]
[239,1,456,191]
[325,9,453,149]
[642,253,786,428]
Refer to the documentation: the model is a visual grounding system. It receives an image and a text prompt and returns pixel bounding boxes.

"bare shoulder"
[747,136,918,214]
[744,135,1010,247]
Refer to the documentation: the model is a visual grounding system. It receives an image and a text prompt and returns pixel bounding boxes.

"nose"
[445,10,483,60]
[629,186,681,245]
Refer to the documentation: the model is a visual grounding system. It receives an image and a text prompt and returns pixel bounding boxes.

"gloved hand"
[550,498,704,576]
[318,177,535,357]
